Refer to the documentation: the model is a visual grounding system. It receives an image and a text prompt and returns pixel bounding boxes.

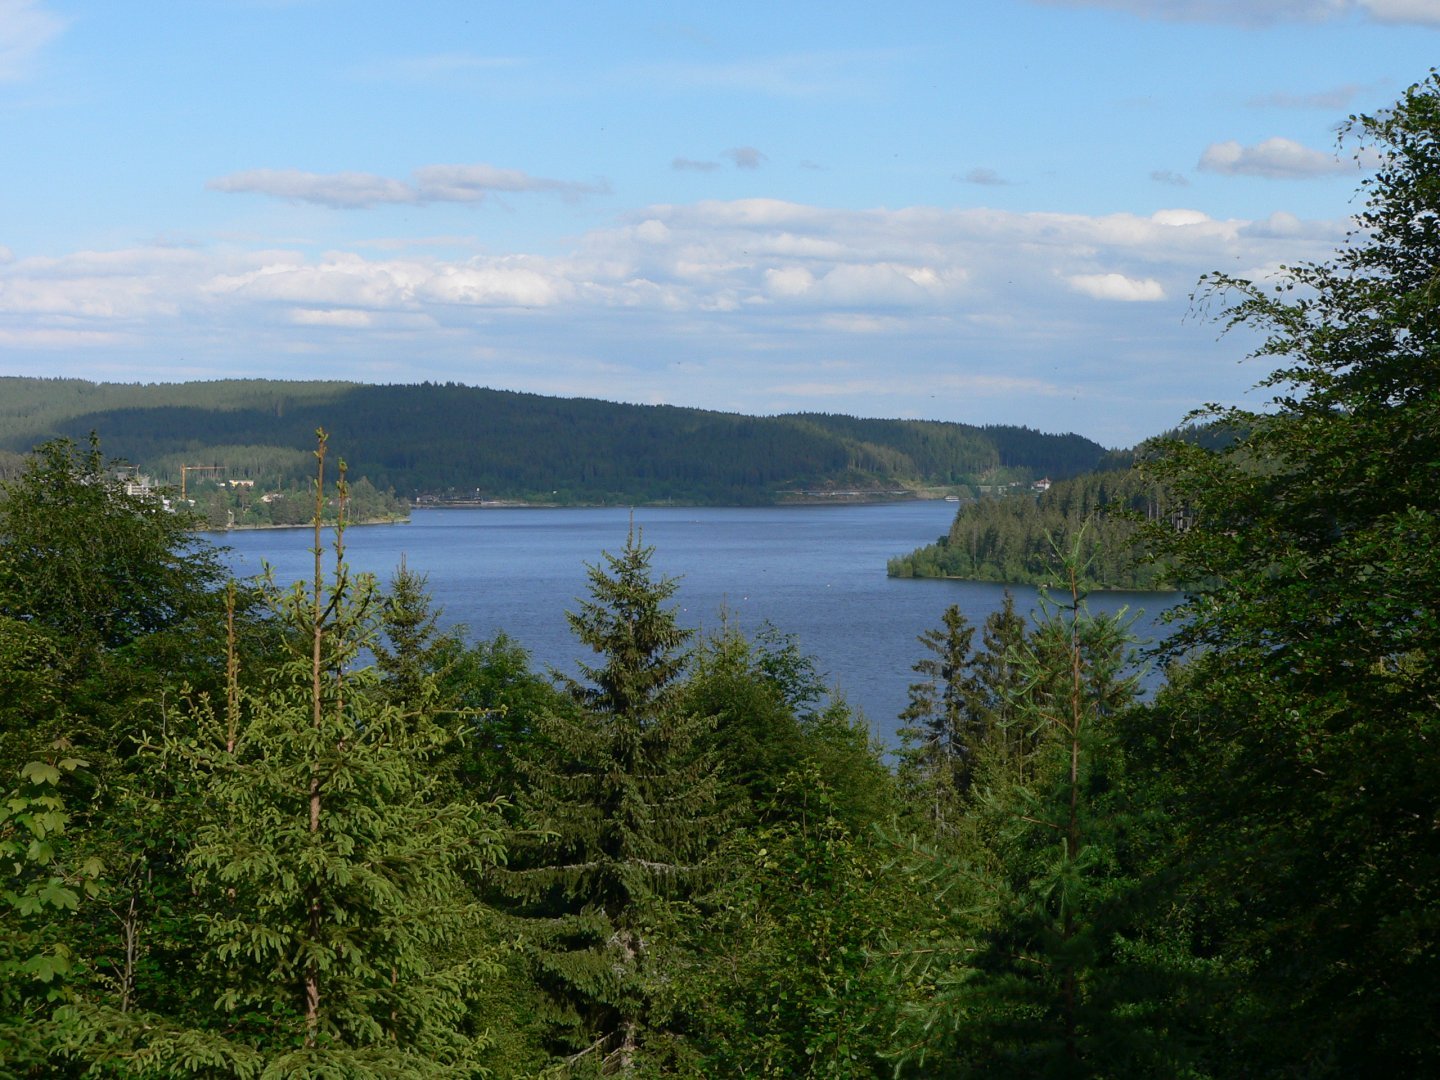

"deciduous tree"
[1137,73,1440,1072]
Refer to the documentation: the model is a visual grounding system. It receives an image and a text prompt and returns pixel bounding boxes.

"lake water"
[217,505,1182,747]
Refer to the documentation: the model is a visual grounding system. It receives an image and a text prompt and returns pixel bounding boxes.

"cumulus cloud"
[1031,0,1440,24]
[419,262,574,307]
[958,167,1013,186]
[1198,136,1348,178]
[207,164,608,208]
[0,199,1352,443]
[633,220,672,244]
[291,308,374,328]
[723,146,768,169]
[672,157,722,172]
[1066,272,1166,301]
[1150,208,1211,226]
[1150,169,1190,186]
[764,266,815,297]
[0,0,66,81]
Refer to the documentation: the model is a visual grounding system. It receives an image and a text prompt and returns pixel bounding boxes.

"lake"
[217,504,1182,747]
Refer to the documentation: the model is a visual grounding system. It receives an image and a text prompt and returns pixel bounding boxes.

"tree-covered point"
[888,466,1180,590]
[0,378,1111,505]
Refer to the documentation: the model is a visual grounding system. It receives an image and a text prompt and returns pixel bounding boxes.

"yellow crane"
[179,464,224,501]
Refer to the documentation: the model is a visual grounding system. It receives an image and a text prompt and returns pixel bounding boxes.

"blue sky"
[2,0,1436,445]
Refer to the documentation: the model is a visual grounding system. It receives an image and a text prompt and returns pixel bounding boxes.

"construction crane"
[179,464,224,501]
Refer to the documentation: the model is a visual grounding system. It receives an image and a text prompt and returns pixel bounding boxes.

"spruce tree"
[374,555,459,714]
[970,592,1030,777]
[498,526,718,1075]
[896,605,981,832]
[887,555,1165,1076]
[897,594,1032,833]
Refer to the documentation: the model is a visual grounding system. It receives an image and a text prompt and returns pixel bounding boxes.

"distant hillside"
[0,378,1111,506]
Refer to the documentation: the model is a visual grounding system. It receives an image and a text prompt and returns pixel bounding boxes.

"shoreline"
[414,491,952,510]
[889,570,1184,595]
[199,515,409,534]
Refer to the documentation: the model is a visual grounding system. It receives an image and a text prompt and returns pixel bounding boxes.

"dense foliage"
[0,378,1109,506]
[2,72,1436,1080]
[1128,72,1440,1074]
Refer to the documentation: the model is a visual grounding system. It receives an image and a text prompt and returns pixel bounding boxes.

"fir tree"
[971,592,1031,778]
[498,526,719,1075]
[897,594,1033,834]
[374,555,460,715]
[896,605,981,832]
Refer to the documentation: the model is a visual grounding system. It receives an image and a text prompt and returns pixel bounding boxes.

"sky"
[1,1,1437,446]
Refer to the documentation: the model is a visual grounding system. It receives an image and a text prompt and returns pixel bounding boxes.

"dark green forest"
[886,424,1244,590]
[0,378,1107,507]
[887,466,1178,590]
[3,78,1438,1078]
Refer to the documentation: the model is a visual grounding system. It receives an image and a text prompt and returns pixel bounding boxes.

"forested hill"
[0,377,1109,504]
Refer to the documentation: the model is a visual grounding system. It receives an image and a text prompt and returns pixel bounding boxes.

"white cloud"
[419,263,574,308]
[0,200,1352,443]
[1151,208,1211,226]
[810,262,952,305]
[1151,169,1190,186]
[633,220,672,244]
[207,163,608,209]
[208,169,417,209]
[1066,272,1166,301]
[764,266,815,297]
[0,0,66,81]
[673,157,721,172]
[290,308,374,328]
[1198,136,1349,178]
[413,164,608,201]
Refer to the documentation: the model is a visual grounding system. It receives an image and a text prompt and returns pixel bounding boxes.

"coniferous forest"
[887,465,1175,590]
[2,79,1438,1077]
[0,377,1108,509]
